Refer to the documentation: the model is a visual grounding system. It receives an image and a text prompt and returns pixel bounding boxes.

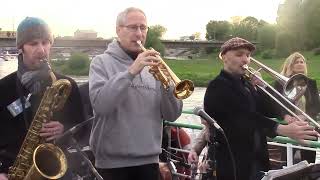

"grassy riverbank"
[52,51,320,88]
[167,51,320,87]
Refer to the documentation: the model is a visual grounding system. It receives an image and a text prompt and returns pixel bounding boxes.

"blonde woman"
[274,52,320,163]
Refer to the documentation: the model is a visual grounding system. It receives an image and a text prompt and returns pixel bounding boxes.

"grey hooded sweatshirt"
[89,40,183,169]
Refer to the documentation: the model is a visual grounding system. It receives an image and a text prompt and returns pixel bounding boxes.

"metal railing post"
[286,143,293,167]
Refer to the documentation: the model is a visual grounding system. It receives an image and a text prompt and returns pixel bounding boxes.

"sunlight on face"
[222,48,251,76]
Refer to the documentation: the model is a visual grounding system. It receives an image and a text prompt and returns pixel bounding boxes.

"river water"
[0,58,206,132]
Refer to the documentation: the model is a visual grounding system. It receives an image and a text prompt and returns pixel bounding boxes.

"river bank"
[51,51,320,88]
[0,59,205,125]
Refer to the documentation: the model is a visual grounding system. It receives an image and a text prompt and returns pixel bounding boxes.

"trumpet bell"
[137,40,194,99]
[174,79,194,99]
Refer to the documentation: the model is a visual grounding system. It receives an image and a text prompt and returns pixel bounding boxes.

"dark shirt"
[204,70,279,180]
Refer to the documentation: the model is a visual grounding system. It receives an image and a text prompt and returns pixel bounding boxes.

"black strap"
[15,77,30,129]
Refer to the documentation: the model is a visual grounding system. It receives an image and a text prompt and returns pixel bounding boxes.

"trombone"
[242,57,320,129]
[137,41,194,99]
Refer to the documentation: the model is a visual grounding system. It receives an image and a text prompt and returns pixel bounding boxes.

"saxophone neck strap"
[16,76,31,129]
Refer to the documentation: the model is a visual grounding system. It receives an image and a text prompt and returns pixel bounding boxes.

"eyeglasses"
[122,25,148,32]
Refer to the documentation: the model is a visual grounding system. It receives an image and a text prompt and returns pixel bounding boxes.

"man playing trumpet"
[89,7,183,180]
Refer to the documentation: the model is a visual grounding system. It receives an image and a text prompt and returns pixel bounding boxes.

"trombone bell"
[249,57,308,102]
[283,73,308,102]
[243,57,320,129]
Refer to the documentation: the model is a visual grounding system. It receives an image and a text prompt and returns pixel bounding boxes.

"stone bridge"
[0,38,227,58]
[161,39,224,48]
[0,38,224,49]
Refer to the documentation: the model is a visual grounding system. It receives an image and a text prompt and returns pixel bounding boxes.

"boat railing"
[164,109,320,173]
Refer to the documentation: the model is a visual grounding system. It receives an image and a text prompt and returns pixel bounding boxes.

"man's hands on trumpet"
[128,49,160,75]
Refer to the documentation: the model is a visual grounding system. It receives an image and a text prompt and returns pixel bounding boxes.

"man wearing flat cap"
[203,37,318,180]
[0,17,85,180]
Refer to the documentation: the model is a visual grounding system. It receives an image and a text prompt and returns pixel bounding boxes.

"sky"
[0,0,283,39]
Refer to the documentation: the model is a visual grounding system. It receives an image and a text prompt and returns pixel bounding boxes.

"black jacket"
[204,70,279,180]
[0,71,85,173]
[274,78,320,120]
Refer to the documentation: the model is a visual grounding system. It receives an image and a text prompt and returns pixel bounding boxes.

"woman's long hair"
[280,52,308,77]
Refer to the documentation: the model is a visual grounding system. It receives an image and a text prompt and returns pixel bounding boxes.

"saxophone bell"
[23,143,68,180]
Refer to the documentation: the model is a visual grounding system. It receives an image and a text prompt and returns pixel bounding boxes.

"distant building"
[56,36,74,39]
[180,35,197,41]
[74,30,97,39]
[0,30,16,38]
[180,36,191,41]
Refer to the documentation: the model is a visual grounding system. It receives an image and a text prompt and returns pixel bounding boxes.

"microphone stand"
[202,125,217,180]
[193,108,237,180]
[56,117,103,180]
[194,111,219,180]
[69,136,104,180]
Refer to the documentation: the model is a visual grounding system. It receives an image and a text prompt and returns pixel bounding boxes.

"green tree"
[145,25,167,55]
[276,0,305,50]
[275,31,296,57]
[193,32,201,40]
[300,0,320,49]
[276,0,320,50]
[258,20,268,26]
[230,16,243,25]
[257,24,276,49]
[231,16,259,41]
[68,53,90,70]
[242,16,259,26]
[205,20,232,40]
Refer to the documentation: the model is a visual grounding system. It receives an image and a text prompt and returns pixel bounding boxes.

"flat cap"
[220,37,255,55]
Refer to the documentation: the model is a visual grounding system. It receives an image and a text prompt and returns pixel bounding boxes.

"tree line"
[205,0,320,57]
[147,0,320,58]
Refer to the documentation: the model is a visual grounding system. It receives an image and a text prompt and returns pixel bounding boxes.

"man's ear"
[116,26,120,36]
[21,47,25,53]
[220,54,226,62]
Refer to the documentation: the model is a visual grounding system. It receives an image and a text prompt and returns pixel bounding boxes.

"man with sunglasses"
[89,7,182,180]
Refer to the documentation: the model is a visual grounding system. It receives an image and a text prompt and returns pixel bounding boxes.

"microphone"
[56,117,94,142]
[193,106,222,131]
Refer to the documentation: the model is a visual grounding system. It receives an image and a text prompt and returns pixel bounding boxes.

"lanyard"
[15,77,31,129]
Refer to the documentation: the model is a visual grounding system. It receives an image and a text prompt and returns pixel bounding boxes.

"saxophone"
[8,61,71,180]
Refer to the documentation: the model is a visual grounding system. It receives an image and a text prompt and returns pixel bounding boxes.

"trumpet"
[242,57,320,129]
[137,41,194,99]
